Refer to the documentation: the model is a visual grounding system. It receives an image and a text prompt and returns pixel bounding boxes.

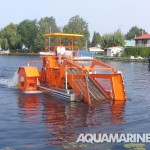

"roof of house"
[134,34,150,40]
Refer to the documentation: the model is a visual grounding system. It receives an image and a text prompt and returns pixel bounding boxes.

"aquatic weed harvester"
[18,33,126,104]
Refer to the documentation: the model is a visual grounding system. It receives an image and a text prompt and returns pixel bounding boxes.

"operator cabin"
[56,43,66,64]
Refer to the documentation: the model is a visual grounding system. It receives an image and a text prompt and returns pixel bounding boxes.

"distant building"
[89,47,104,53]
[105,46,124,57]
[134,33,150,47]
[89,44,104,54]
[125,40,135,47]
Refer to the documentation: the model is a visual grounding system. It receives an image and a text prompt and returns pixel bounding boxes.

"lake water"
[0,55,150,150]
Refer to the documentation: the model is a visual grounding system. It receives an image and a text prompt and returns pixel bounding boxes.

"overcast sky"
[1,0,150,38]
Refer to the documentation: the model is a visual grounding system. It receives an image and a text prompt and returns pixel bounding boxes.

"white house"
[106,46,124,57]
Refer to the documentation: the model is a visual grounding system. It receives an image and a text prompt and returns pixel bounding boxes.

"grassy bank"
[0,51,149,63]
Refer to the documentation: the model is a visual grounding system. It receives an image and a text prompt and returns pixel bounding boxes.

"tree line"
[0,15,147,52]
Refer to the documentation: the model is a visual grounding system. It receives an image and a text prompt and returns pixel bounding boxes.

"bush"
[124,47,150,57]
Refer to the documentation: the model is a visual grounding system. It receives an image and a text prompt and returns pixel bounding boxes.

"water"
[0,55,150,150]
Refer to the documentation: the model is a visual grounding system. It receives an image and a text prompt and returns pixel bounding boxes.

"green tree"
[113,29,125,46]
[63,15,90,49]
[0,38,9,50]
[101,30,125,48]
[0,23,22,50]
[39,16,59,34]
[101,33,113,48]
[125,26,147,40]
[33,34,45,52]
[91,32,101,47]
[38,16,60,48]
[17,19,38,51]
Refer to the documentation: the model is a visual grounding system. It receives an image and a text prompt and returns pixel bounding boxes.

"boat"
[39,51,54,56]
[18,33,126,104]
[73,50,96,60]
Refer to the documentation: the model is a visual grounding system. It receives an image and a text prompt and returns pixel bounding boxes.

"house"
[105,46,124,57]
[134,33,150,47]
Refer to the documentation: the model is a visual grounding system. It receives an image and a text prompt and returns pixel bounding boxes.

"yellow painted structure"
[18,67,39,91]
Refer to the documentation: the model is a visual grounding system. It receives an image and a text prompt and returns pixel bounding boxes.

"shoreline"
[0,53,148,62]
[96,56,148,63]
[0,53,40,56]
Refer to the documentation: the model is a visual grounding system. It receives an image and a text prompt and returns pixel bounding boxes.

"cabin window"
[20,76,25,87]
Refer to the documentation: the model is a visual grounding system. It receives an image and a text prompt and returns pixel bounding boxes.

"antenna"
[49,26,51,51]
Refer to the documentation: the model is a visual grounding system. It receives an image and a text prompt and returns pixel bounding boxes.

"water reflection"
[111,101,126,124]
[17,93,126,147]
[18,93,41,123]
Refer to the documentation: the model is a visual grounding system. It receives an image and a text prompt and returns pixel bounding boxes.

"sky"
[1,0,150,38]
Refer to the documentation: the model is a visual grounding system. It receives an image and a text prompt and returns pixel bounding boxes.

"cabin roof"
[18,67,39,77]
[43,33,83,38]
